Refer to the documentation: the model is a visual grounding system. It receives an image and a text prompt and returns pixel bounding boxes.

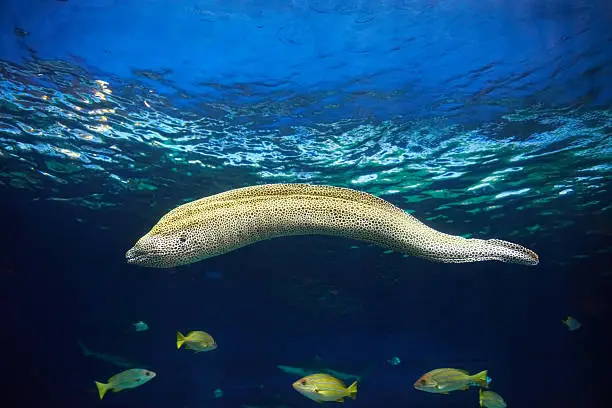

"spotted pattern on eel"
[125,183,539,268]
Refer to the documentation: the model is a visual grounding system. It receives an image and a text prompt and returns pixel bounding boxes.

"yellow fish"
[562,316,581,331]
[176,330,217,352]
[414,368,490,394]
[479,389,507,408]
[95,368,156,399]
[292,373,358,403]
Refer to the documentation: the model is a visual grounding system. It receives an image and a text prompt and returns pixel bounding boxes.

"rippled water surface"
[2,0,611,261]
[1,0,612,407]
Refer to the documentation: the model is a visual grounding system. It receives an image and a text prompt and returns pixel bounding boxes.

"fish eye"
[145,372,151,376]
[419,379,427,385]
[179,236,187,243]
[300,379,307,385]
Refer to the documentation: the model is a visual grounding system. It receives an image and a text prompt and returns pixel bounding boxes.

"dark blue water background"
[1,1,611,407]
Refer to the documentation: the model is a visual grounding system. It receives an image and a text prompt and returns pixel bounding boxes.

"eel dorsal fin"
[156,183,409,228]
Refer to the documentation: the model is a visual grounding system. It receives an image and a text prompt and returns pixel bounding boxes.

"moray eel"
[126,183,539,268]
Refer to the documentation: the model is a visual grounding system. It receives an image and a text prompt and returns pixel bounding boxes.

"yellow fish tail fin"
[95,381,109,400]
[347,381,358,400]
[177,331,186,349]
[472,370,490,388]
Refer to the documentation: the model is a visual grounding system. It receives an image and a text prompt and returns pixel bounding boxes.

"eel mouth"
[125,247,147,265]
[125,246,179,268]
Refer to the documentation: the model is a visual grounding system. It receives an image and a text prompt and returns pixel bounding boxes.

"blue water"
[1,0,611,407]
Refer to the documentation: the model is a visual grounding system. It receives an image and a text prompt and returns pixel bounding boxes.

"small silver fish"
[562,316,581,331]
[132,321,149,332]
[77,339,142,369]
